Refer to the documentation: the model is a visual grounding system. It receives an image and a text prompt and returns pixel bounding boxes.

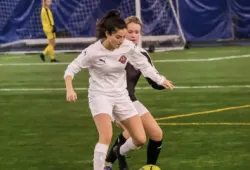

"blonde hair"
[125,16,142,27]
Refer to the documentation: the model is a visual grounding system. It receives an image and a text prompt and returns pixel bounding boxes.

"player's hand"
[161,79,174,90]
[66,89,77,102]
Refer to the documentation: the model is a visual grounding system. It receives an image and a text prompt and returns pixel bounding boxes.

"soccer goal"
[0,0,186,54]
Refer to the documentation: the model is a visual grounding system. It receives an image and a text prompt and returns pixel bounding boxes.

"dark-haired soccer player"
[105,16,165,170]
[64,10,174,170]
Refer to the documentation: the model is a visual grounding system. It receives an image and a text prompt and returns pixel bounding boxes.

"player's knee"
[137,136,147,146]
[150,128,163,141]
[134,134,147,146]
[122,129,130,139]
[99,132,112,145]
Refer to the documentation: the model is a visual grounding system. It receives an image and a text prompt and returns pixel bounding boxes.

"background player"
[105,16,165,170]
[40,0,59,62]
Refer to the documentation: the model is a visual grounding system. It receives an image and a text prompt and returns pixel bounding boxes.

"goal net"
[0,0,186,53]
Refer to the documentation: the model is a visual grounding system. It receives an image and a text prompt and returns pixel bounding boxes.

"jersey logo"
[118,55,127,64]
[99,58,106,63]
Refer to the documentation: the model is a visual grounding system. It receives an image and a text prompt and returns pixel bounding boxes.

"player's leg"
[141,112,163,165]
[89,95,114,170]
[133,100,163,165]
[106,100,163,169]
[48,38,55,60]
[115,114,146,170]
[41,31,51,61]
[48,36,59,62]
[120,114,146,152]
[113,97,147,148]
[113,97,146,169]
[93,114,113,170]
[105,122,127,168]
[105,100,148,169]
[40,32,59,62]
[40,39,49,62]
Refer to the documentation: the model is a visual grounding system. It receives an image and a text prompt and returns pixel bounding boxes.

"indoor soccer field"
[0,46,250,170]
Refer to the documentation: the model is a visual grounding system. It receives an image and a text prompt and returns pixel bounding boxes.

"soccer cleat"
[50,59,59,62]
[104,166,112,170]
[114,146,129,170]
[40,54,45,62]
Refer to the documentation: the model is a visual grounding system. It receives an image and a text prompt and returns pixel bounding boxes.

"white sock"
[93,143,108,170]
[120,138,139,156]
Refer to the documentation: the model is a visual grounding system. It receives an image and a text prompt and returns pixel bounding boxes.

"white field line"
[0,85,250,92]
[153,54,250,62]
[158,122,250,126]
[0,54,250,66]
[186,50,240,54]
[215,50,240,53]
[0,62,69,66]
[1,55,33,60]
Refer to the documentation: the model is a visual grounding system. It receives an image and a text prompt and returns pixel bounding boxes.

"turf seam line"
[1,85,250,92]
[158,122,250,126]
[0,54,250,66]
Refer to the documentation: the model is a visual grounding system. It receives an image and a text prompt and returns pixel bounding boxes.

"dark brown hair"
[96,9,127,39]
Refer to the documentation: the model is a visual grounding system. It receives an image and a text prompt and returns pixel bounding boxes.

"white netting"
[17,7,43,39]
[67,0,101,37]
[120,0,136,18]
[142,0,177,35]
[0,0,22,33]
[0,0,186,53]
[140,0,186,51]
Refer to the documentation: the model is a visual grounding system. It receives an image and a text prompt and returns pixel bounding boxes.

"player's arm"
[64,50,92,102]
[145,78,165,90]
[141,52,165,90]
[41,8,56,33]
[128,46,164,85]
[65,76,77,102]
[128,45,174,89]
[46,9,56,33]
[64,50,92,79]
[41,8,52,32]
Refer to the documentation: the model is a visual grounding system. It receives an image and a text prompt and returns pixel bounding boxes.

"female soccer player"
[40,0,59,62]
[104,16,165,170]
[64,10,174,170]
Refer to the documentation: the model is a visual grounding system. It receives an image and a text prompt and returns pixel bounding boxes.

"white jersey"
[64,39,165,96]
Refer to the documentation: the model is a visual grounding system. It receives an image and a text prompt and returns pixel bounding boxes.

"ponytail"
[96,9,126,39]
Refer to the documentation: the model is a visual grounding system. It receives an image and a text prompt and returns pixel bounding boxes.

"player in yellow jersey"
[40,0,59,62]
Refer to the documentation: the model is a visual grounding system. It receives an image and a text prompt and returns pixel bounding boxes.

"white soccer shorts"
[88,93,138,122]
[133,100,149,116]
[109,100,149,122]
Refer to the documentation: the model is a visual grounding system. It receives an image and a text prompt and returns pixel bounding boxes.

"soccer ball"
[139,165,161,170]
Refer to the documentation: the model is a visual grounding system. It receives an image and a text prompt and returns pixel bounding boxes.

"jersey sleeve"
[141,51,165,90]
[41,8,48,26]
[127,45,165,86]
[64,50,92,79]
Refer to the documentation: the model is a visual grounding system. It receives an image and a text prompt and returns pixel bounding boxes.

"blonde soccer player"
[64,9,174,170]
[105,16,166,170]
[40,0,59,62]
